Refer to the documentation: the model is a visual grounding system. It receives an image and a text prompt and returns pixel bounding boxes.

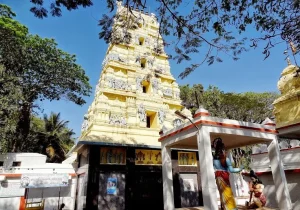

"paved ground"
[176,206,278,210]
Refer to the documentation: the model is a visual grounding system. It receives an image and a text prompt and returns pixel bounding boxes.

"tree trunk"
[12,103,31,152]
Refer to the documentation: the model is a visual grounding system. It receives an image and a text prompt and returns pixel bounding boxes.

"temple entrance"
[130,171,163,210]
[86,146,164,210]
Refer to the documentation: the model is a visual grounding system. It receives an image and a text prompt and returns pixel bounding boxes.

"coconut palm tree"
[38,112,75,163]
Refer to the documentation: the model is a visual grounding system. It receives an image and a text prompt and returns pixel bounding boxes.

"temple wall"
[250,146,300,209]
[256,173,300,209]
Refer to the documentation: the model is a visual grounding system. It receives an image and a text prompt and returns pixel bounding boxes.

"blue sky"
[2,0,293,138]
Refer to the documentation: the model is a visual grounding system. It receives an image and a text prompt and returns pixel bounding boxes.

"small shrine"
[273,58,300,135]
[249,55,300,210]
[159,108,292,210]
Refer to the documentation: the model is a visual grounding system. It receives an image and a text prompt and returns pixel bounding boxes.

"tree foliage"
[27,0,300,78]
[180,84,278,123]
[30,113,75,163]
[179,84,279,169]
[0,5,91,153]
[14,113,75,163]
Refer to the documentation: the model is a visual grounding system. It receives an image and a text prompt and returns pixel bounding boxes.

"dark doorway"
[86,146,164,210]
[98,172,126,210]
[131,171,163,210]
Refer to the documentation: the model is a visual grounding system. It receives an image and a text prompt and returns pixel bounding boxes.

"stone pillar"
[162,144,174,210]
[268,137,292,210]
[197,128,218,210]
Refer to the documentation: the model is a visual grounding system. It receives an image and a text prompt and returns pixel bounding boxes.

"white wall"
[259,173,300,210]
[250,147,300,210]
[0,178,77,210]
[0,153,77,210]
[76,173,88,210]
[0,153,47,169]
[0,197,20,210]
[27,178,77,210]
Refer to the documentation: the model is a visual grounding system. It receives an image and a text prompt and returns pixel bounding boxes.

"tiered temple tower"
[80,2,191,147]
[75,3,196,210]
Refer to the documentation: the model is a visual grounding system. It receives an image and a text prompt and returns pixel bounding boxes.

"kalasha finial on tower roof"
[116,0,122,11]
[284,50,292,66]
[284,41,299,67]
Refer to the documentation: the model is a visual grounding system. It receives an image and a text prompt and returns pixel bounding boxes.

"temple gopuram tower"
[74,2,195,210]
[80,2,186,146]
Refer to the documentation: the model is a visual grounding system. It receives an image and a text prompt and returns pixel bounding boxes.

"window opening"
[141,58,146,68]
[12,161,21,167]
[146,116,151,128]
[139,37,145,45]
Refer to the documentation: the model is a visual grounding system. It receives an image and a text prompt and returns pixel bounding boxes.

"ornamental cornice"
[154,72,174,81]
[152,52,168,59]
[112,42,136,50]
[162,98,182,106]
[103,61,139,72]
[136,95,165,104]
[101,88,136,98]
[84,127,161,138]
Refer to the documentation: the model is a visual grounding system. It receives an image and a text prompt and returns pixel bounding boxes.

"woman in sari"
[212,138,244,210]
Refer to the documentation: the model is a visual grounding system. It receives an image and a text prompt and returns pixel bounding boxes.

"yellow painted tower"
[80,2,190,147]
[273,61,300,129]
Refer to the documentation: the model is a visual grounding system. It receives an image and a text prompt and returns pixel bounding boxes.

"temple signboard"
[178,152,197,166]
[135,149,162,165]
[100,147,126,165]
[20,173,69,188]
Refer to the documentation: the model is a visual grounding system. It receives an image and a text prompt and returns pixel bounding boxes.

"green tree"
[36,112,75,163]
[27,0,300,78]
[179,84,279,169]
[0,6,27,150]
[179,84,204,114]
[19,113,75,163]
[180,84,278,122]
[0,5,92,152]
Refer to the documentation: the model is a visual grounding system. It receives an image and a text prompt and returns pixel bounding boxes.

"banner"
[20,173,69,188]
[135,149,162,165]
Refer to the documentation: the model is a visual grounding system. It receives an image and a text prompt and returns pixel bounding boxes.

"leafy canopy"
[179,84,279,169]
[28,0,300,78]
[180,84,278,123]
[22,113,75,163]
[0,4,91,152]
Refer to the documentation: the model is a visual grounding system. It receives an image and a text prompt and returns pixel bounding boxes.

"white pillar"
[197,128,218,210]
[268,137,292,210]
[162,144,174,210]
